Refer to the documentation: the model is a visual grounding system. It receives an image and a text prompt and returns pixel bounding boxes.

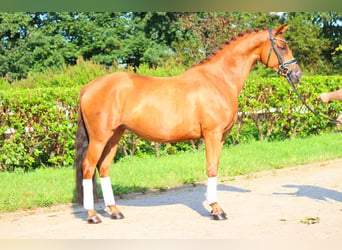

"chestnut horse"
[75,24,302,223]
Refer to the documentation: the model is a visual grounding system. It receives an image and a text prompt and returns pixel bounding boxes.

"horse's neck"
[195,31,267,95]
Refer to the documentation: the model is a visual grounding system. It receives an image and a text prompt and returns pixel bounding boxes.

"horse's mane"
[195,27,268,66]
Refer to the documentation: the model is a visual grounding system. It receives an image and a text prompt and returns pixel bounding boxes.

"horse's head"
[261,24,302,84]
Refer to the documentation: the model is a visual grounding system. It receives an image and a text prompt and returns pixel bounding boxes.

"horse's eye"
[279,46,287,51]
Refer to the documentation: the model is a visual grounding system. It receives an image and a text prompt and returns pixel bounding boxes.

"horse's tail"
[75,102,98,205]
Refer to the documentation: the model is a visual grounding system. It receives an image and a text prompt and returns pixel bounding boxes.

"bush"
[10,57,121,89]
[235,75,342,142]
[0,87,80,171]
[0,78,10,90]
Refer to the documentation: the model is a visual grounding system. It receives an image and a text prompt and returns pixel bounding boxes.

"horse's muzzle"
[282,63,302,84]
[288,66,302,84]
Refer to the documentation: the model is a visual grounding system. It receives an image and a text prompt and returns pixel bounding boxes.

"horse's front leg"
[204,130,227,220]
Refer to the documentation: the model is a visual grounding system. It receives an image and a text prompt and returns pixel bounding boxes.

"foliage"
[0,12,341,80]
[332,44,342,72]
[172,12,238,65]
[10,57,121,89]
[236,75,342,142]
[0,78,10,89]
[0,87,80,171]
[282,12,339,74]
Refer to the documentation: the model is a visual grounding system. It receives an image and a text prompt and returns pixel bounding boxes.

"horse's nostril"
[297,71,303,81]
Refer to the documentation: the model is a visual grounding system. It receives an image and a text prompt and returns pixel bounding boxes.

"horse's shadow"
[72,183,342,222]
[72,184,251,221]
[273,184,342,202]
[121,184,251,217]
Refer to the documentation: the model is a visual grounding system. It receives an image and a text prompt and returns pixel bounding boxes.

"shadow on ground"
[273,184,342,202]
[122,185,251,217]
[73,184,251,221]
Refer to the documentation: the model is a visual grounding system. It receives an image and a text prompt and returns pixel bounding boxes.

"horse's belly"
[125,119,201,143]
[122,95,202,142]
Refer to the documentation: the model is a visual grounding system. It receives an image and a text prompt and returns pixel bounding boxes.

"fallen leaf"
[300,217,320,224]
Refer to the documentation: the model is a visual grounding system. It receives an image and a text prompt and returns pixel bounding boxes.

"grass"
[0,132,341,213]
[0,167,74,212]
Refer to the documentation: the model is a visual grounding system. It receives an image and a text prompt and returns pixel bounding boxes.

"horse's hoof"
[87,215,102,224]
[111,212,124,220]
[212,212,227,221]
[211,209,227,220]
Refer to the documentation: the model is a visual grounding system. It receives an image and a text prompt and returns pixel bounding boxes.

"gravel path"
[1,159,342,239]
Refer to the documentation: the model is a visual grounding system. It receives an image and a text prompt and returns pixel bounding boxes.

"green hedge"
[0,74,341,171]
[233,75,341,142]
[0,87,80,171]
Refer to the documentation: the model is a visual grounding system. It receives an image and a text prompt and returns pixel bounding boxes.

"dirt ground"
[0,159,342,239]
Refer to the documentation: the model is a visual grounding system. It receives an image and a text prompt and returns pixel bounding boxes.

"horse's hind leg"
[82,140,108,224]
[97,127,125,220]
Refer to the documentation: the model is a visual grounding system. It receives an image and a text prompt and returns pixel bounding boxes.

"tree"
[0,12,32,80]
[171,12,238,65]
[171,12,284,66]
[122,12,178,68]
[283,12,342,74]
[0,12,340,80]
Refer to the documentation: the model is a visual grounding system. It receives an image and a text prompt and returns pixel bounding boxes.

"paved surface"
[0,159,342,239]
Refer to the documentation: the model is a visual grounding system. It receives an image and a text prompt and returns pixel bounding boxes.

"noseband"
[266,28,297,76]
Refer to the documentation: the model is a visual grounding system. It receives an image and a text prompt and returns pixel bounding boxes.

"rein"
[286,74,340,124]
[267,28,340,124]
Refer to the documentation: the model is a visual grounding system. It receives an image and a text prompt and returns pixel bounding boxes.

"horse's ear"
[275,24,289,35]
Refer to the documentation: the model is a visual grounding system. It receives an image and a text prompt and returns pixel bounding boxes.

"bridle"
[266,28,340,124]
[266,28,297,76]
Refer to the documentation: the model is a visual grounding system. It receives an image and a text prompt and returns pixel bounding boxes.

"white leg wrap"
[100,177,115,206]
[206,177,218,204]
[83,179,94,210]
